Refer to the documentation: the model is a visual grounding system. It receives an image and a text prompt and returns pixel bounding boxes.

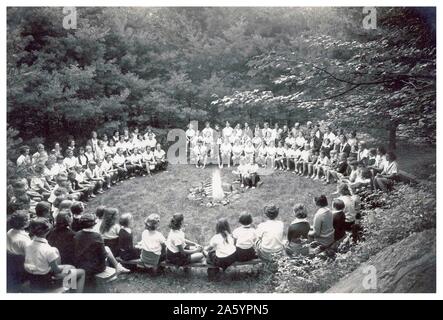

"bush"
[273,182,436,293]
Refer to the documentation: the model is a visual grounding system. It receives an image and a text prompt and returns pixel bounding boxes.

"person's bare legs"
[190,253,205,263]
[105,246,130,273]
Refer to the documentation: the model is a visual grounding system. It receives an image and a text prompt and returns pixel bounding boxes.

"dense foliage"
[7,7,435,150]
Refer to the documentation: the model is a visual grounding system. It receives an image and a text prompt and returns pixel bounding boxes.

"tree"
[211,8,436,148]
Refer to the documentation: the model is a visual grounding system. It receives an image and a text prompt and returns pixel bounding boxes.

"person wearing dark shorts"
[165,213,205,266]
[233,213,257,262]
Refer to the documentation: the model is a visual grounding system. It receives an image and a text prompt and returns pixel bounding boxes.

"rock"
[327,229,436,293]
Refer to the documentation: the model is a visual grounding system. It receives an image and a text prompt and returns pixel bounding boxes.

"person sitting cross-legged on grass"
[255,204,285,261]
[193,139,207,169]
[154,143,168,171]
[25,218,85,293]
[72,165,95,199]
[112,148,128,182]
[138,214,166,274]
[165,213,205,267]
[232,213,257,262]
[243,161,260,189]
[233,157,248,187]
[142,147,156,176]
[118,213,141,261]
[84,161,104,195]
[102,154,118,186]
[204,218,237,270]
[285,204,310,257]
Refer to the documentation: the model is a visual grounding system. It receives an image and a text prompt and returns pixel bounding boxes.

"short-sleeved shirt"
[256,220,285,253]
[24,238,60,275]
[140,230,165,255]
[232,226,257,250]
[7,229,32,256]
[382,161,398,175]
[166,229,186,253]
[63,157,78,169]
[154,149,166,161]
[209,233,236,258]
[30,177,46,192]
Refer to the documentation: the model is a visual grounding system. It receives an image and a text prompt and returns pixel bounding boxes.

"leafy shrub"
[273,182,436,293]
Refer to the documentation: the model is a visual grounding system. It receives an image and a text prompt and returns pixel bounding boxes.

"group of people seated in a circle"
[9,127,168,216]
[186,121,400,193]
[7,181,361,290]
[7,120,400,292]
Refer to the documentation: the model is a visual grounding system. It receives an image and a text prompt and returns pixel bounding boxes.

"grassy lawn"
[86,164,336,293]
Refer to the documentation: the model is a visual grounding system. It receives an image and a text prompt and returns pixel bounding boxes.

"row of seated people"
[187,121,363,167]
[9,139,168,215]
[185,122,399,193]
[7,184,360,291]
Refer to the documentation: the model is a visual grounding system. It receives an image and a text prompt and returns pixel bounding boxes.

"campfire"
[187,169,241,207]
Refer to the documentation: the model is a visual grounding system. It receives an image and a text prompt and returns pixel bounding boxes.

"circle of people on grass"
[7,121,400,292]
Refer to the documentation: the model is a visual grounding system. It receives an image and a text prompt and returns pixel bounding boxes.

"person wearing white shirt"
[17,146,31,168]
[145,134,157,150]
[202,122,214,155]
[165,213,204,266]
[193,140,207,169]
[295,131,306,149]
[222,121,234,141]
[24,218,85,292]
[63,149,78,171]
[205,218,237,271]
[231,141,243,166]
[154,143,167,171]
[7,211,32,291]
[256,205,285,261]
[101,154,117,186]
[113,148,128,182]
[220,138,232,168]
[374,151,399,192]
[256,143,267,167]
[233,213,257,262]
[139,214,166,270]
[84,161,104,194]
[7,211,31,256]
[185,124,196,156]
[142,147,156,175]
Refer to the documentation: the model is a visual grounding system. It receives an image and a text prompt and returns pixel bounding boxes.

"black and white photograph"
[3,2,439,298]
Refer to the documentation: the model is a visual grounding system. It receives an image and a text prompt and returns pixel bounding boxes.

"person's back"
[312,207,334,247]
[287,220,310,243]
[332,206,346,242]
[47,227,76,265]
[337,195,356,223]
[74,229,107,275]
[256,219,284,253]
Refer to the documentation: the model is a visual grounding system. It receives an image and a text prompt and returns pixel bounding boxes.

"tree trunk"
[388,122,397,150]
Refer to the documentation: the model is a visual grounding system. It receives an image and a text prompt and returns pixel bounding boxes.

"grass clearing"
[86,164,335,293]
